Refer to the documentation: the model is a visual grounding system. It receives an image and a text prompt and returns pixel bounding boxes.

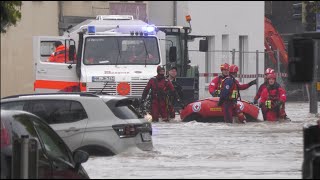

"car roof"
[1,109,35,118]
[1,92,130,102]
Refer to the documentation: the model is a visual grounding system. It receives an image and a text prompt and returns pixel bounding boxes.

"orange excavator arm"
[265,17,288,67]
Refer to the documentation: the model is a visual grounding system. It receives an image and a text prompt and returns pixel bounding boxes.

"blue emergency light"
[142,25,155,33]
[88,26,96,34]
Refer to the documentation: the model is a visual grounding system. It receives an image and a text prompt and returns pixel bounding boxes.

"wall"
[1,1,59,98]
[148,1,174,25]
[176,1,265,99]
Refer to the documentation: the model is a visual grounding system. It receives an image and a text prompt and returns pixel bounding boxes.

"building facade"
[149,1,265,99]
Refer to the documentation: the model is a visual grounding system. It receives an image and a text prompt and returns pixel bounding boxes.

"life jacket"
[213,75,227,97]
[223,76,241,100]
[265,84,280,109]
[152,76,170,98]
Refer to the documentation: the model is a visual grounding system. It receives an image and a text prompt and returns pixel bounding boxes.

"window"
[33,120,72,163]
[83,36,160,65]
[106,99,140,120]
[1,101,27,111]
[41,41,59,57]
[28,100,88,124]
[3,100,88,124]
[239,35,249,82]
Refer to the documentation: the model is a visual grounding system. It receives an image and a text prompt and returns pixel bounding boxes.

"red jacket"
[208,75,225,96]
[48,45,69,63]
[260,84,286,110]
[254,82,267,101]
[254,81,282,101]
[142,75,175,100]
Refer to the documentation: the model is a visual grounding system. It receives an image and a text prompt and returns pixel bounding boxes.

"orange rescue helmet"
[220,63,230,71]
[229,64,239,73]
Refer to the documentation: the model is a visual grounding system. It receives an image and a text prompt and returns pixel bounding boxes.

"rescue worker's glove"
[274,101,283,109]
[248,79,257,86]
[253,98,258,105]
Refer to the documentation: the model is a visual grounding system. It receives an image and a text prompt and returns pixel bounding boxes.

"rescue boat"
[180,97,263,122]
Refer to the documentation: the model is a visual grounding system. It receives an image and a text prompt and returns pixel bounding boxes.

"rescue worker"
[228,64,257,90]
[208,63,230,97]
[140,66,175,122]
[259,73,287,121]
[166,66,184,119]
[253,68,290,121]
[217,64,256,123]
[48,41,69,63]
[253,68,275,104]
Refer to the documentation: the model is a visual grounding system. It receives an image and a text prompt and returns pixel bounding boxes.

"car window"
[32,120,72,163]
[12,114,38,138]
[1,101,27,111]
[10,114,53,179]
[23,100,87,124]
[106,99,139,119]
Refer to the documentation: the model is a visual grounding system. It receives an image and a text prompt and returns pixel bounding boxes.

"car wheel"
[77,146,115,157]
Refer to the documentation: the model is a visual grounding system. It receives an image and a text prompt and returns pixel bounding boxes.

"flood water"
[83,102,319,179]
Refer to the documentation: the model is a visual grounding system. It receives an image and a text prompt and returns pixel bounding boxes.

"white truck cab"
[33,15,166,98]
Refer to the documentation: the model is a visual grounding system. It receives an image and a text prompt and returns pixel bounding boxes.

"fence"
[188,49,314,101]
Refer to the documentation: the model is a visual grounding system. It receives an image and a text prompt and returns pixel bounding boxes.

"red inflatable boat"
[180,97,262,122]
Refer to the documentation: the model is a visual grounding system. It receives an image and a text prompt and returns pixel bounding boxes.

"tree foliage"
[1,1,22,33]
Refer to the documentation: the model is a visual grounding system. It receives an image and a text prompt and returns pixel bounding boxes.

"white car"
[1,93,153,156]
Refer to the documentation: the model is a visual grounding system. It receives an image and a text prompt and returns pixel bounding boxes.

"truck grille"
[87,81,148,97]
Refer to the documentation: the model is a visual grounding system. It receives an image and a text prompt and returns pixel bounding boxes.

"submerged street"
[83,102,319,179]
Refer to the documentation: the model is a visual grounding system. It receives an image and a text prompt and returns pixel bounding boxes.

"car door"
[32,120,88,179]
[26,100,88,151]
[11,114,54,179]
[33,36,78,93]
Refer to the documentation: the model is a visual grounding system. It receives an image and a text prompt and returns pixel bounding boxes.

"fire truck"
[33,15,199,104]
[34,15,166,97]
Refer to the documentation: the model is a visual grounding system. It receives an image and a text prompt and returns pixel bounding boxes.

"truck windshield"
[83,36,160,65]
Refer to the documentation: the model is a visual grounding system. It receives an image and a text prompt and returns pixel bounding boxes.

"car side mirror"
[73,150,89,170]
[169,46,177,62]
[69,45,76,62]
[199,39,208,52]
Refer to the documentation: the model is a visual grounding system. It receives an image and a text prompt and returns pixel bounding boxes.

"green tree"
[1,1,22,33]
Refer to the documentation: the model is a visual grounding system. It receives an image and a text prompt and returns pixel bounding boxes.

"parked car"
[1,93,153,156]
[1,110,89,179]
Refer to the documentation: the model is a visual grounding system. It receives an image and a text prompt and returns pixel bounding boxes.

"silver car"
[1,93,153,156]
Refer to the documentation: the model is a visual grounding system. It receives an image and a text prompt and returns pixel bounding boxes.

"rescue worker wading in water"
[166,66,185,119]
[140,66,175,122]
[254,68,290,121]
[218,64,257,123]
[259,73,287,121]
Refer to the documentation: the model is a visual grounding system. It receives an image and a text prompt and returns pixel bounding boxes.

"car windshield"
[83,36,160,65]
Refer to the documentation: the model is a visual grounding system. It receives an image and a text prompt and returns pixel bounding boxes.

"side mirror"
[73,150,89,170]
[199,39,208,52]
[69,45,76,62]
[169,46,177,62]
